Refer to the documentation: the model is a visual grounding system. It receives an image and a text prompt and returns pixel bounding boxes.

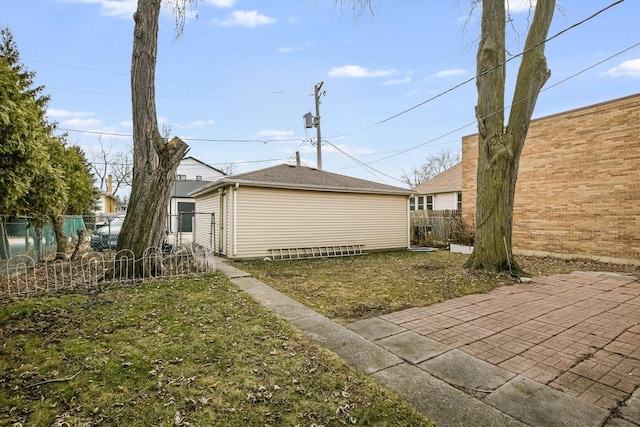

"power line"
[327,40,640,177]
[53,3,635,184]
[88,158,282,167]
[323,139,406,185]
[48,86,277,99]
[63,38,640,183]
[327,0,626,139]
[57,127,308,144]
[59,39,639,179]
[25,58,288,95]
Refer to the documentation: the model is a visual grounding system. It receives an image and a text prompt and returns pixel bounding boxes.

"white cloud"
[506,0,536,14]
[257,129,294,140]
[47,109,93,118]
[205,0,237,7]
[213,10,277,27]
[59,0,137,19]
[383,76,412,86]
[328,65,396,78]
[119,120,133,128]
[277,40,312,54]
[434,68,466,78]
[175,119,216,129]
[601,58,640,78]
[322,143,375,156]
[63,118,103,128]
[277,46,296,53]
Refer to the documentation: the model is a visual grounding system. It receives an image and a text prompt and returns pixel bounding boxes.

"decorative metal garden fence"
[0,244,216,298]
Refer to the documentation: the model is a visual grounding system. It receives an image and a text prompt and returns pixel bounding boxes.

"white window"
[457,192,462,211]
[426,195,433,211]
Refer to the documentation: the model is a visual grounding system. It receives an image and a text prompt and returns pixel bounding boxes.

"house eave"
[190,178,411,197]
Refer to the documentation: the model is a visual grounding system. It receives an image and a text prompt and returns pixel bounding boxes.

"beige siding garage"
[193,192,219,251]
[191,164,411,260]
[234,186,408,259]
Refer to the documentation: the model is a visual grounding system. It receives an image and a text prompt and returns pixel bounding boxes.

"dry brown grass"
[235,250,639,324]
[0,274,434,426]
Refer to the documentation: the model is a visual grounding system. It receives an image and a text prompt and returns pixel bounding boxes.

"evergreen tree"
[1,27,97,259]
[0,27,50,259]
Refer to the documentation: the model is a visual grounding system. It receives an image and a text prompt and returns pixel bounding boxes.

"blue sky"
[2,0,639,191]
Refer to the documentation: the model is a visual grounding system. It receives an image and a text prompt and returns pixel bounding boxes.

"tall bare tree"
[343,0,555,273]
[88,135,132,197]
[401,150,460,188]
[116,0,189,267]
[464,0,554,273]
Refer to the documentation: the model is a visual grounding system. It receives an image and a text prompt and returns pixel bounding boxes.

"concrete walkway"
[216,258,640,427]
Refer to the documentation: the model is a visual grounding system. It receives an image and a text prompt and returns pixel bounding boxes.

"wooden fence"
[410,210,462,247]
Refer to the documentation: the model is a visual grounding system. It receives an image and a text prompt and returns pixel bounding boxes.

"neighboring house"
[95,175,123,221]
[175,156,226,182]
[167,157,225,243]
[462,92,640,265]
[411,163,462,212]
[190,163,411,260]
[409,163,462,246]
[96,191,116,215]
[115,202,128,213]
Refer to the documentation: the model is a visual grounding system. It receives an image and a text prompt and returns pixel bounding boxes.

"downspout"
[407,195,413,249]
[233,182,239,257]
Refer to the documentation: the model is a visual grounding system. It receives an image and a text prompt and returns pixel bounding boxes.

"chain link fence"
[3,216,88,261]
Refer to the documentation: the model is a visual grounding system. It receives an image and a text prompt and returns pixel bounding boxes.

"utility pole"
[314,81,324,170]
[303,82,325,170]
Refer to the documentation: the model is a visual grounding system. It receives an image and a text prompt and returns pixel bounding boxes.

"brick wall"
[462,93,640,265]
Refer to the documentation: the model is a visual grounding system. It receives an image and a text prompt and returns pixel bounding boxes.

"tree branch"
[23,364,84,389]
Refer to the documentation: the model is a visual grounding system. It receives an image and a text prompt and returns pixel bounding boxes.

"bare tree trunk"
[0,219,10,260]
[465,0,554,273]
[51,213,67,258]
[117,0,189,274]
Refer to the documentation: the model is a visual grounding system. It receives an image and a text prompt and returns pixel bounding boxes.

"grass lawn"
[235,250,639,324]
[0,274,433,426]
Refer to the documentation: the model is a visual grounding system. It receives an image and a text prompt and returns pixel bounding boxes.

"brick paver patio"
[380,272,640,411]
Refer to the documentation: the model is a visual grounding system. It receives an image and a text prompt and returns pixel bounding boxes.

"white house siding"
[232,186,408,259]
[176,157,225,181]
[433,192,458,211]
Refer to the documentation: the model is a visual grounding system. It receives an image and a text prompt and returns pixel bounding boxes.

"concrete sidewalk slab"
[376,331,450,364]
[290,314,403,375]
[484,375,609,427]
[619,388,640,424]
[419,349,516,393]
[604,418,640,427]
[346,317,406,340]
[373,364,526,427]
[231,276,318,321]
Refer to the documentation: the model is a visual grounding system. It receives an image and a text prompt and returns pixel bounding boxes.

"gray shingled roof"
[191,164,410,197]
[412,163,462,194]
[171,180,213,198]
